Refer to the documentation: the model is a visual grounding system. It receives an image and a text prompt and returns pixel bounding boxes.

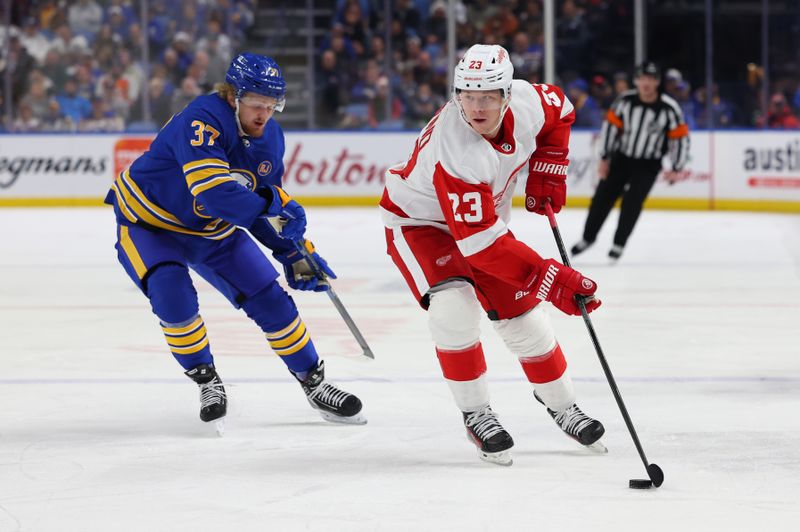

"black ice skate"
[295,361,366,425]
[535,392,606,453]
[185,364,227,436]
[463,406,514,466]
[570,239,593,257]
[608,244,624,262]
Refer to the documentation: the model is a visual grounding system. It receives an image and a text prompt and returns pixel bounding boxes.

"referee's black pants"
[581,156,662,248]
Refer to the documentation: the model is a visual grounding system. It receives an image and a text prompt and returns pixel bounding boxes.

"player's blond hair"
[214,82,236,101]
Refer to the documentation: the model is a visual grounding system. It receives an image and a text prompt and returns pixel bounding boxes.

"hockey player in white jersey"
[380,44,606,466]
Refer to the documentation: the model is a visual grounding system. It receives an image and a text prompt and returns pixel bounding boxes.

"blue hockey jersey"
[105,93,285,241]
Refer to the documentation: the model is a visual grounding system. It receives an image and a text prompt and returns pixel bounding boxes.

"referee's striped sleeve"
[599,97,624,159]
[662,95,690,171]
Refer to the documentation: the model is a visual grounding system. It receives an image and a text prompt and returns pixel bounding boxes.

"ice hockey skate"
[185,364,227,436]
[295,361,366,425]
[608,244,624,262]
[463,406,514,466]
[535,392,607,453]
[570,239,593,257]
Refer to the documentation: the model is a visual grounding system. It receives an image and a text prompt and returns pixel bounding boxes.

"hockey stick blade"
[543,203,663,488]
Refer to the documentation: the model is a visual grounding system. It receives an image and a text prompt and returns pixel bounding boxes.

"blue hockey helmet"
[226,53,286,106]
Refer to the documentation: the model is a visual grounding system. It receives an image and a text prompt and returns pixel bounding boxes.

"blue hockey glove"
[274,240,337,292]
[258,185,307,241]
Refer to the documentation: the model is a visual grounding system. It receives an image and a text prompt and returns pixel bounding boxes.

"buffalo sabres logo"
[257,161,273,176]
[265,67,279,77]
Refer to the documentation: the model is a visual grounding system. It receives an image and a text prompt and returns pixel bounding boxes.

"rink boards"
[0,130,798,212]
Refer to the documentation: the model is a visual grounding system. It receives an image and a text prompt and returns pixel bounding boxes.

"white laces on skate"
[465,408,505,441]
[308,382,349,408]
[199,380,226,408]
[552,404,593,436]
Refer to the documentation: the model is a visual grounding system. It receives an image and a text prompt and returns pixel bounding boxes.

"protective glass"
[239,95,285,112]
[456,91,504,111]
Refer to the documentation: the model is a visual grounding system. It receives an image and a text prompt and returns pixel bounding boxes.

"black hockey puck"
[629,479,653,489]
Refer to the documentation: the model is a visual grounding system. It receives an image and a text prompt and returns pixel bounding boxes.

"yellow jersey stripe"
[112,182,138,223]
[272,332,310,356]
[182,158,230,173]
[267,323,307,349]
[120,171,185,226]
[190,176,236,196]
[265,316,301,340]
[119,226,147,279]
[162,317,204,335]
[186,167,232,187]
[116,176,235,239]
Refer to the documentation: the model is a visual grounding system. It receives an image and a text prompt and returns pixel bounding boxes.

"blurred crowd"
[316,0,800,130]
[1,0,799,133]
[0,0,254,132]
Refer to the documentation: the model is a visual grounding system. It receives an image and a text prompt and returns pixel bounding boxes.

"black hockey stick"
[543,203,663,488]
[292,240,375,360]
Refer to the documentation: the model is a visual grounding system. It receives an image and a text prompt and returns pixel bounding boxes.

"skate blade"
[209,418,225,437]
[478,449,513,466]
[317,410,367,425]
[584,439,607,453]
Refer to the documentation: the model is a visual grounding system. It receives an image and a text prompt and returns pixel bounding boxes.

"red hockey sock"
[519,344,567,384]
[436,343,487,381]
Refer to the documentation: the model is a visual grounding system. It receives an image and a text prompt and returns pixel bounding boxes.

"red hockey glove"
[529,259,601,315]
[525,156,569,215]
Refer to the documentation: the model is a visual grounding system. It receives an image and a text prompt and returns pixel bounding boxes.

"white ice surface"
[1,207,799,531]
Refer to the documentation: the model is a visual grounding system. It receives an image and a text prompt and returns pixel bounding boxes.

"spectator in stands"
[1,36,36,106]
[567,78,602,128]
[170,76,202,115]
[406,81,445,128]
[612,71,630,98]
[68,0,103,37]
[694,84,733,128]
[197,20,233,64]
[106,5,130,42]
[663,69,683,100]
[317,49,346,128]
[367,75,403,128]
[762,92,800,129]
[56,76,92,124]
[49,24,90,57]
[590,74,614,110]
[40,100,75,132]
[341,0,371,57]
[41,48,68,94]
[467,0,499,31]
[393,0,423,39]
[482,0,519,42]
[557,0,591,76]
[79,96,124,132]
[12,101,41,132]
[131,77,173,128]
[426,1,449,44]
[20,71,53,122]
[19,17,50,65]
[509,30,543,82]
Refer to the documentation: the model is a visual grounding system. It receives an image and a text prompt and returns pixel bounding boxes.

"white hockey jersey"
[380,80,575,288]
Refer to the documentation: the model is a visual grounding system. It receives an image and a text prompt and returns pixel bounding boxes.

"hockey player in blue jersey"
[105,53,366,431]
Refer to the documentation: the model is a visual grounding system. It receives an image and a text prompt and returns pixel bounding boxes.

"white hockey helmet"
[453,44,514,99]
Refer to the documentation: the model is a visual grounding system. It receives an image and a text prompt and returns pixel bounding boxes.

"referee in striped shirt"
[571,61,689,261]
